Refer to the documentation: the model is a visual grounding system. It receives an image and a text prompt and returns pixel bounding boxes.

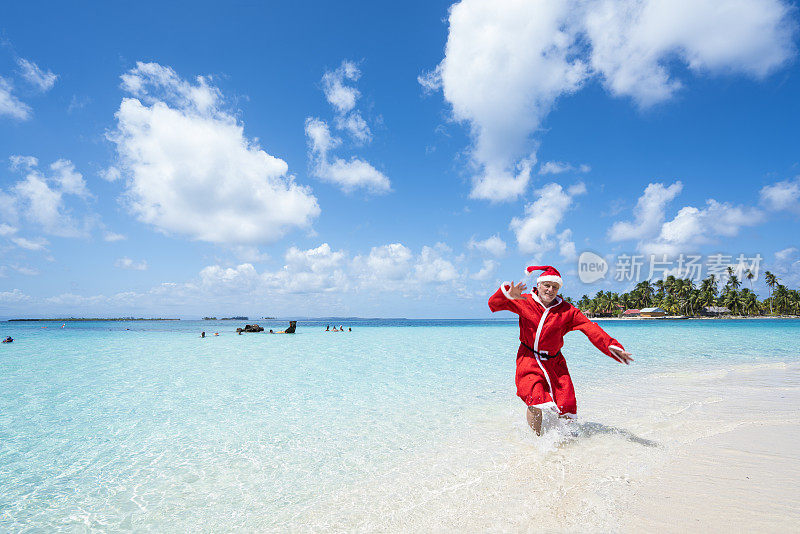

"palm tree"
[740,289,760,316]
[723,289,743,315]
[773,284,790,315]
[745,269,755,291]
[764,271,779,315]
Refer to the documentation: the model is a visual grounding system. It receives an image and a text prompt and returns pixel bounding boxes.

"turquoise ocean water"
[1,318,798,531]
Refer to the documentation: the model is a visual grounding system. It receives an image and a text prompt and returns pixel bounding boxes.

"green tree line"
[571,269,799,317]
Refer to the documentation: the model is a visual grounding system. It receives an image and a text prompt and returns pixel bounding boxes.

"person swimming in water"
[2,336,13,343]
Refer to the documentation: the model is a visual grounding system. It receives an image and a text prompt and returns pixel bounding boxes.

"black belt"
[520,341,560,361]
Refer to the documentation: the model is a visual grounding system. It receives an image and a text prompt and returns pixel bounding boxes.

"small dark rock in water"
[236,324,264,333]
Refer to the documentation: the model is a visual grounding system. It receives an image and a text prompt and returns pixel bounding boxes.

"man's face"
[537,281,560,304]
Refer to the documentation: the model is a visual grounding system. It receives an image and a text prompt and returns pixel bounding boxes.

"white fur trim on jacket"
[500,282,515,300]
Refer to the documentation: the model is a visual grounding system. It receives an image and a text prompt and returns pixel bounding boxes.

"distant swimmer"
[2,336,13,343]
[326,325,330,331]
[201,331,206,338]
[348,327,352,332]
[489,265,633,436]
[214,332,219,336]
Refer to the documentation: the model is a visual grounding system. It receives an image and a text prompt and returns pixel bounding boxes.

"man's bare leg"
[527,406,543,436]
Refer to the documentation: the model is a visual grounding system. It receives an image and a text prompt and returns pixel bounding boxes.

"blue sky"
[1,0,799,318]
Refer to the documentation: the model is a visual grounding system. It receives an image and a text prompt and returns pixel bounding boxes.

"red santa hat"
[526,265,563,288]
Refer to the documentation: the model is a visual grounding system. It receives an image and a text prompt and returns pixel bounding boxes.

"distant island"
[8,317,180,322]
[203,316,249,320]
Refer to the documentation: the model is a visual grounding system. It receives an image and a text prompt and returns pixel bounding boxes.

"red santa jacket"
[488,283,625,362]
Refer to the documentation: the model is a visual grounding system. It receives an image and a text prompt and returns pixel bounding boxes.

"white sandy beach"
[622,363,800,533]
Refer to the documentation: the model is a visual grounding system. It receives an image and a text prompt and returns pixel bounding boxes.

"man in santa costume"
[488,265,633,435]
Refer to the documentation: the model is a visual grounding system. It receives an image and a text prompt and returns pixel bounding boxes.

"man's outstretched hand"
[610,346,634,365]
[508,281,527,300]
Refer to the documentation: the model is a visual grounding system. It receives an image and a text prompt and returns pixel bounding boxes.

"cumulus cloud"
[115,257,147,270]
[305,62,390,195]
[467,234,507,257]
[760,177,800,213]
[109,61,320,244]
[353,243,414,286]
[322,60,371,142]
[470,259,497,280]
[0,241,477,316]
[612,182,766,255]
[6,157,91,237]
[305,118,390,194]
[427,0,796,201]
[0,77,31,120]
[608,181,683,241]
[17,58,58,92]
[509,182,586,259]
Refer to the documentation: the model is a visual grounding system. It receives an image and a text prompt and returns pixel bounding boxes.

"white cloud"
[470,259,497,280]
[17,58,58,92]
[110,61,320,244]
[609,181,683,241]
[772,247,800,286]
[417,67,442,95]
[11,162,87,238]
[557,229,578,262]
[103,231,126,242]
[509,182,586,258]
[304,62,391,195]
[613,182,766,255]
[321,60,372,144]
[413,244,460,283]
[0,223,17,236]
[335,113,371,144]
[467,234,507,257]
[353,243,414,285]
[760,177,800,213]
[9,155,38,170]
[99,166,121,182]
[0,77,31,120]
[115,257,148,270]
[428,0,796,201]
[322,60,361,114]
[12,236,49,251]
[49,159,90,198]
[0,289,31,303]
[539,161,591,175]
[305,118,390,194]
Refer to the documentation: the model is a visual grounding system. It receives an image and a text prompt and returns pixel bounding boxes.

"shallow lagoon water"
[1,319,798,531]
